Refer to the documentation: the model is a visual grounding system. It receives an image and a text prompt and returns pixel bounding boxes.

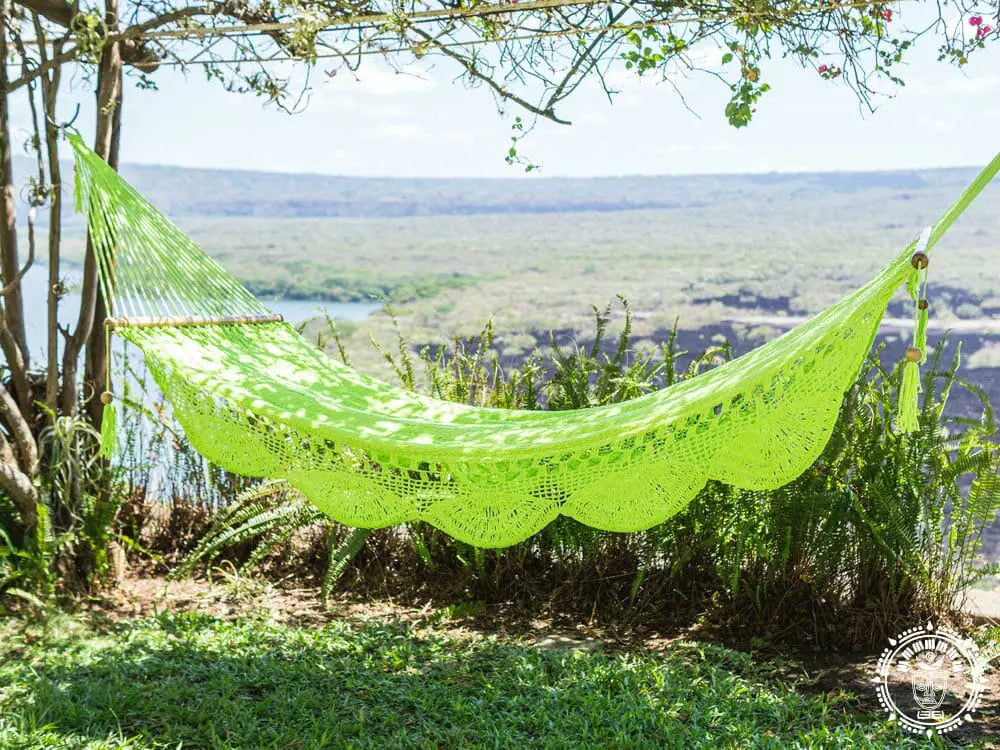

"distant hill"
[11,155,980,220]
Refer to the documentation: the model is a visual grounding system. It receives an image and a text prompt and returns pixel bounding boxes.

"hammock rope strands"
[69,133,1000,547]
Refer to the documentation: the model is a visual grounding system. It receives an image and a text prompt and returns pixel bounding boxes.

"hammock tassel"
[100,391,117,459]
[100,324,116,458]
[898,355,921,433]
[896,228,931,435]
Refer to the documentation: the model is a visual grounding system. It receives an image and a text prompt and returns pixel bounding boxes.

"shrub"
[1,406,124,608]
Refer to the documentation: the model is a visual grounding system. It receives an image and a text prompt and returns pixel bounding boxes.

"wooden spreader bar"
[105,313,285,330]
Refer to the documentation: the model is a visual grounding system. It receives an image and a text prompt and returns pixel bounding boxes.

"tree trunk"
[84,53,123,431]
[39,26,64,412]
[0,389,39,536]
[60,2,122,417]
[0,6,28,365]
[0,447,39,534]
[0,0,40,539]
[0,1,33,418]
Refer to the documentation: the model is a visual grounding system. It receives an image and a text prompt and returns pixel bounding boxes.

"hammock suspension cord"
[896,226,932,434]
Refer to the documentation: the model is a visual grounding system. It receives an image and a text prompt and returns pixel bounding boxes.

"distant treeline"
[13,155,977,220]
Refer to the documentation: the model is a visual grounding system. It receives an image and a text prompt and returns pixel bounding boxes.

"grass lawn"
[0,608,971,749]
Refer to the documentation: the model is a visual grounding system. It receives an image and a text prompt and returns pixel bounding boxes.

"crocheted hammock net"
[69,134,1000,548]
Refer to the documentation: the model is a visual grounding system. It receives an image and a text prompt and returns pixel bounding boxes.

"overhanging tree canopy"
[10,0,1000,130]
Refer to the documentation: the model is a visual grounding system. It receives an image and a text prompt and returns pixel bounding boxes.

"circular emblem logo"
[873,622,988,735]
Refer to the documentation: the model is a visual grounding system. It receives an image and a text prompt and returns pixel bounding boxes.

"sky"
[14,11,1000,178]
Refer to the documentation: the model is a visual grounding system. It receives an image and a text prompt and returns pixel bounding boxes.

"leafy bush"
[0,406,124,608]
[671,340,1000,643]
[0,343,264,610]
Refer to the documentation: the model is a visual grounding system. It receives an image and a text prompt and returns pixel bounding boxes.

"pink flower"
[883,9,893,21]
[818,64,828,73]
[969,15,983,26]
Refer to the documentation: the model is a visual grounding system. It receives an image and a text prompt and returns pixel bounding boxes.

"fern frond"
[321,527,372,602]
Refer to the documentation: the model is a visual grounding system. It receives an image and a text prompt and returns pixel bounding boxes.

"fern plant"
[38,409,121,589]
[173,479,371,601]
[0,404,128,603]
[686,339,1000,639]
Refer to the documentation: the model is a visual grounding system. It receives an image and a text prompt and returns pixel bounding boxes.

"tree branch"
[5,45,78,94]
[15,0,73,26]
[543,8,628,112]
[0,428,39,535]
[0,205,35,296]
[0,320,32,414]
[8,1,291,91]
[0,265,32,303]
[0,6,32,415]
[35,15,64,412]
[114,3,230,40]
[0,379,39,477]
[411,26,572,125]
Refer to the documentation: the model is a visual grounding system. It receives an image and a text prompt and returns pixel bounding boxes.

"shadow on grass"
[0,612,964,749]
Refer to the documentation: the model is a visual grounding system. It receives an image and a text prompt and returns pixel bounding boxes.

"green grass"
[0,613,961,749]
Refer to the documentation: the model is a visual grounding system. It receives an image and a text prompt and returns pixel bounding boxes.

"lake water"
[17,264,378,362]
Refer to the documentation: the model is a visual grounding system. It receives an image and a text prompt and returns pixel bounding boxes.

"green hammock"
[69,134,1000,548]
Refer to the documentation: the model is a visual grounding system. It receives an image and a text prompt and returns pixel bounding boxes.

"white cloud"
[905,70,1000,96]
[374,122,429,140]
[322,64,436,97]
[916,115,959,134]
[577,110,611,126]
[941,72,1000,94]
